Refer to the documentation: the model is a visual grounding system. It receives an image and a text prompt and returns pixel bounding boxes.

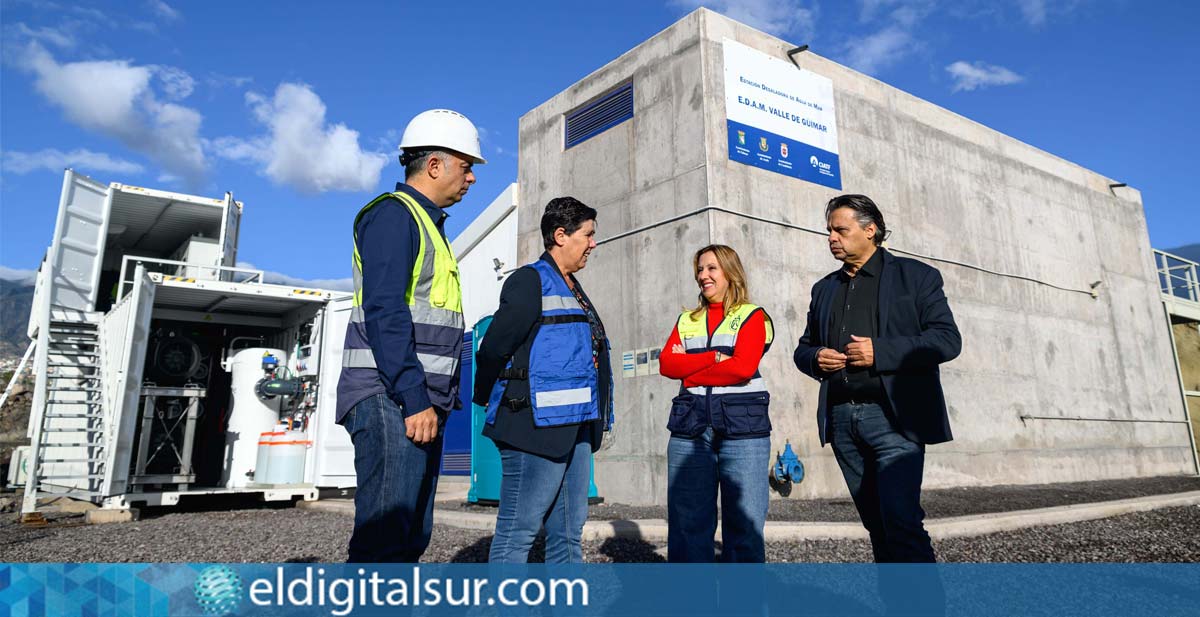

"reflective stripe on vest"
[686,377,768,396]
[340,191,465,410]
[486,259,600,428]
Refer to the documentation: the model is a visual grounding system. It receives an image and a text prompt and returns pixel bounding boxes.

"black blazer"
[472,252,607,459]
[794,248,961,445]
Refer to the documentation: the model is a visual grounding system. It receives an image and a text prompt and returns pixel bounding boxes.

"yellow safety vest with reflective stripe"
[341,191,465,412]
[668,303,774,437]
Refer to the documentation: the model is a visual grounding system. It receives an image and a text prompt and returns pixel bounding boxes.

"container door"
[307,296,356,487]
[100,265,156,498]
[217,193,241,281]
[49,170,111,310]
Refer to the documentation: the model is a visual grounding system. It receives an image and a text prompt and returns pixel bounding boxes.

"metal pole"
[0,341,36,410]
[21,265,54,517]
[117,257,130,302]
[1188,261,1198,303]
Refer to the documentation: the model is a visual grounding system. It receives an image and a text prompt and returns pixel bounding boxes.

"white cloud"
[207,73,253,90]
[146,0,180,21]
[215,83,388,193]
[838,0,934,75]
[12,42,206,184]
[129,21,159,35]
[207,135,266,163]
[2,148,145,175]
[841,26,912,74]
[1017,0,1046,26]
[946,60,1024,92]
[374,127,403,152]
[674,0,817,40]
[68,5,116,27]
[153,65,194,100]
[237,262,353,292]
[9,22,75,49]
[0,266,38,285]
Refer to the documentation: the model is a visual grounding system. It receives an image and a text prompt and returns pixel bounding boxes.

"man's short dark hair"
[825,194,888,245]
[541,197,598,249]
[401,149,449,180]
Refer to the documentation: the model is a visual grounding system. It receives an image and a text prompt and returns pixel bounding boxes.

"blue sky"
[2,0,1197,289]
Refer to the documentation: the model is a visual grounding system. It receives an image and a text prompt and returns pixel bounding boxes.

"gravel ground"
[448,475,1200,522]
[2,500,1197,563]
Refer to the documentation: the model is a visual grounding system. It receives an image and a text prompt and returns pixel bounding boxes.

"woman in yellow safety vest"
[659,244,774,562]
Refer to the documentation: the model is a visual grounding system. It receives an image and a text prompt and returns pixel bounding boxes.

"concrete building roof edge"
[518,7,1139,200]
[696,9,1136,198]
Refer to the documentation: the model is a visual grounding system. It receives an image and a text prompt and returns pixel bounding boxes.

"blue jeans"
[829,402,936,563]
[489,432,591,563]
[667,428,770,562]
[340,393,444,563]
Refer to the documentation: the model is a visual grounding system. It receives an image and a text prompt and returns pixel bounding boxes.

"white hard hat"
[398,109,487,165]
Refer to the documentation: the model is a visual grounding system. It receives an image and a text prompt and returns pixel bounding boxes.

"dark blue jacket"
[335,183,452,421]
[794,248,961,445]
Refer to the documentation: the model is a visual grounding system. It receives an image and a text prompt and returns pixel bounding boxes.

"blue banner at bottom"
[2,563,1197,616]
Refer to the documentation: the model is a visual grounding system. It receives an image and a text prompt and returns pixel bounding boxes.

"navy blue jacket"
[794,248,961,445]
[335,183,451,421]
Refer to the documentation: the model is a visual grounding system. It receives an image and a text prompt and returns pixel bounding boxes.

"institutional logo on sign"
[810,155,819,167]
[759,137,769,152]
[194,565,242,616]
[780,142,789,158]
[737,130,746,146]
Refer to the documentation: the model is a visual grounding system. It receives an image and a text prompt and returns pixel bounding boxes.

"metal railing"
[117,256,265,300]
[1154,249,1200,303]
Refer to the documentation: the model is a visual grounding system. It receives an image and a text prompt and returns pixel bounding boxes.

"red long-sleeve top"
[659,303,767,388]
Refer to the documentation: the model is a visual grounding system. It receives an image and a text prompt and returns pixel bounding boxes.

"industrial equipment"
[770,441,805,497]
[17,170,357,519]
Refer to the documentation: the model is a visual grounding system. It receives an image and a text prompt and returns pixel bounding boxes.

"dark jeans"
[489,430,591,563]
[340,393,444,563]
[829,402,936,563]
[667,428,771,562]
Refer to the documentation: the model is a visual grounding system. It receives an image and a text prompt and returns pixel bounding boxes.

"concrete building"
[515,8,1197,505]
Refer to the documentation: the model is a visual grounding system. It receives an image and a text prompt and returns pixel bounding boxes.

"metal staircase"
[20,311,107,522]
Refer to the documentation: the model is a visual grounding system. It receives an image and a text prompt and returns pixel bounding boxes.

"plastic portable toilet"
[468,316,601,504]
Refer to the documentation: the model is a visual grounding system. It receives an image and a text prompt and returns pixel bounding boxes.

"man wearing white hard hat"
[336,109,485,562]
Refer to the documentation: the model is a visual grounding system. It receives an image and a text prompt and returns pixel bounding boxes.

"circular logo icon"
[810,155,819,167]
[194,565,242,616]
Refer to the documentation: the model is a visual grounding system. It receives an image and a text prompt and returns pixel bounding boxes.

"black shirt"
[827,248,886,404]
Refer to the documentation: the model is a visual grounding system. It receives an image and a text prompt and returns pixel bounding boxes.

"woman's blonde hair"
[689,244,750,319]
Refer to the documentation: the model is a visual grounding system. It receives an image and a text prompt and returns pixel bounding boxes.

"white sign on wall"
[723,39,841,189]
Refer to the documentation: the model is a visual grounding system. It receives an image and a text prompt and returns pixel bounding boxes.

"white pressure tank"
[222,348,285,488]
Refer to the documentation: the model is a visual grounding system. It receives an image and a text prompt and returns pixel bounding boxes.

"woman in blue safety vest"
[659,244,775,562]
[473,196,614,563]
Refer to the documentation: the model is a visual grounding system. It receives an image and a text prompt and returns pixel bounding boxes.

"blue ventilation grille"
[564,82,634,149]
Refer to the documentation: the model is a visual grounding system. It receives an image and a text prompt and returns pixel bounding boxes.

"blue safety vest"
[486,259,602,428]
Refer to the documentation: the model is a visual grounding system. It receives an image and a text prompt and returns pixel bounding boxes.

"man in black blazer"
[794,194,961,563]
